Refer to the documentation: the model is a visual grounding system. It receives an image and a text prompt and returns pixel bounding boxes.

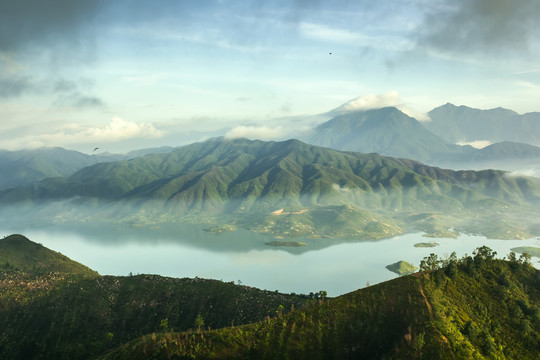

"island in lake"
[385,260,418,276]
[265,241,307,247]
[414,242,439,248]
[511,246,540,257]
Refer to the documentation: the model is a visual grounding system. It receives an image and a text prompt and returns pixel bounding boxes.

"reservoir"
[2,222,539,297]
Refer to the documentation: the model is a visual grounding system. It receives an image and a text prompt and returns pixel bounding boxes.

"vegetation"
[0,234,98,276]
[264,241,307,247]
[2,235,538,359]
[100,247,539,360]
[0,236,308,359]
[1,138,539,240]
[386,260,418,275]
[511,246,540,258]
[414,242,439,248]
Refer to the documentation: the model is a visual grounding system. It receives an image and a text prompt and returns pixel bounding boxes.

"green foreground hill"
[1,236,539,359]
[0,234,98,276]
[1,138,540,240]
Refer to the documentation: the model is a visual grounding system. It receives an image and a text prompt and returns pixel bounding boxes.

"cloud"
[53,78,105,108]
[225,125,284,140]
[0,75,35,98]
[506,168,540,178]
[0,117,163,151]
[54,92,106,109]
[329,91,431,122]
[0,0,101,54]
[299,22,372,44]
[334,91,402,112]
[456,140,492,149]
[417,0,540,56]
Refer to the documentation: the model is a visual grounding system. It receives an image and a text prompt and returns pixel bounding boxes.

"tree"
[420,253,440,272]
[519,253,532,266]
[160,318,169,332]
[194,314,205,331]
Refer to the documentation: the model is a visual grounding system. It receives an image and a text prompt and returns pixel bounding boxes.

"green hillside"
[1,138,540,239]
[99,250,540,360]
[1,237,538,359]
[0,234,98,276]
[0,236,308,359]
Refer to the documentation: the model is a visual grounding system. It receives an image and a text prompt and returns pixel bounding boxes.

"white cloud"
[331,91,431,122]
[225,125,284,140]
[300,22,371,44]
[456,140,492,149]
[1,117,163,151]
[506,168,540,178]
[338,91,401,112]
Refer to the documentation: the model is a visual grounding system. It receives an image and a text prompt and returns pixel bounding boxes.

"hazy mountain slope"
[304,107,469,163]
[1,138,540,239]
[0,147,125,191]
[426,103,540,146]
[0,146,178,192]
[0,236,308,360]
[100,255,540,360]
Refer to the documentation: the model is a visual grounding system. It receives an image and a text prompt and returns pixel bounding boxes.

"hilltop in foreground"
[1,235,539,359]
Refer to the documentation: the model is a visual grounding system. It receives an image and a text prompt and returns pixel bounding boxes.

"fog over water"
[3,222,539,297]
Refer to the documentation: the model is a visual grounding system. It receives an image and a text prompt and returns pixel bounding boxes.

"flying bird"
[93,147,100,152]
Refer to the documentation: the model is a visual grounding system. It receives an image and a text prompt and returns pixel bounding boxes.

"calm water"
[2,222,539,297]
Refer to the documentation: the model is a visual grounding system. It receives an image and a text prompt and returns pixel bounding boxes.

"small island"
[265,241,307,247]
[510,246,540,258]
[386,260,418,276]
[204,224,237,233]
[414,242,439,248]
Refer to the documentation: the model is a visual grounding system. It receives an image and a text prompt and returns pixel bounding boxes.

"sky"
[1,0,540,153]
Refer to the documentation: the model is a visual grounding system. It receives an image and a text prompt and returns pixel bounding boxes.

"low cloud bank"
[225,125,284,140]
[1,117,162,151]
[456,140,492,149]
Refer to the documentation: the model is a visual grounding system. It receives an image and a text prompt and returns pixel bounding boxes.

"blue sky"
[1,0,539,152]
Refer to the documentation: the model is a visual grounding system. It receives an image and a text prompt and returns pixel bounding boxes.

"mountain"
[1,138,539,240]
[426,103,540,146]
[95,251,540,359]
[0,234,98,276]
[0,236,307,359]
[304,107,469,163]
[0,146,178,191]
[0,147,125,191]
[2,237,538,359]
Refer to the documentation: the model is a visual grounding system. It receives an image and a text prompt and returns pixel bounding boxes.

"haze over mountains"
[426,103,540,147]
[2,137,539,240]
[304,104,540,173]
[2,102,540,194]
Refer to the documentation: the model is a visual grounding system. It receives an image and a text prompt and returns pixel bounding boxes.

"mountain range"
[426,103,540,146]
[0,146,175,191]
[304,106,540,171]
[2,138,539,240]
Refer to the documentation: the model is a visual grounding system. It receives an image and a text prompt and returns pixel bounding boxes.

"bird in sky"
[93,147,100,152]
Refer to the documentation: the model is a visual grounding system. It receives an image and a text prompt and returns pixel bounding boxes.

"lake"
[2,222,539,297]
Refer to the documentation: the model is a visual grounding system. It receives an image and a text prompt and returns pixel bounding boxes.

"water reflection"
[2,223,539,297]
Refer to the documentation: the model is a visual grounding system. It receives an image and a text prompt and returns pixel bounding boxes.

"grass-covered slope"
[99,253,540,360]
[0,236,308,360]
[0,234,98,276]
[1,237,538,359]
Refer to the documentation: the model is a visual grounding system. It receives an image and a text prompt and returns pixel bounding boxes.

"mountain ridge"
[1,138,539,240]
